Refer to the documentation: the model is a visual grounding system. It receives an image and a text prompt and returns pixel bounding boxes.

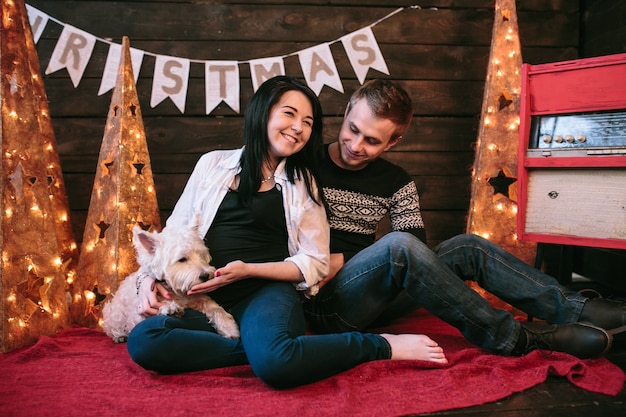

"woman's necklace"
[261,162,277,184]
[260,173,274,183]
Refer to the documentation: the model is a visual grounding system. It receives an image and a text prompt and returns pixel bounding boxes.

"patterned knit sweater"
[319,144,427,261]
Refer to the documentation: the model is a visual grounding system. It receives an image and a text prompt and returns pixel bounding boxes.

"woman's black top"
[203,185,289,308]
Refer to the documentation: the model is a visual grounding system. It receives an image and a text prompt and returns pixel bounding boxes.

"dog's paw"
[159,302,185,317]
[218,325,240,340]
[215,313,240,339]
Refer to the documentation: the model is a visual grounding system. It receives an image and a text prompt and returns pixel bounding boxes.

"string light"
[1,0,78,352]
[71,36,161,328]
[466,0,537,269]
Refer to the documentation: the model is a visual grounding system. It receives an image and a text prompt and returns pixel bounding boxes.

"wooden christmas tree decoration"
[1,0,74,352]
[466,0,536,265]
[71,36,161,327]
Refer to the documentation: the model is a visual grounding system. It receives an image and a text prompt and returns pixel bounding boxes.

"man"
[303,79,626,359]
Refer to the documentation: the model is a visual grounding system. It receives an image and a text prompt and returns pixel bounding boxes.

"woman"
[128,76,447,388]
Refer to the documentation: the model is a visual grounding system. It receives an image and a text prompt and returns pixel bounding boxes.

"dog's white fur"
[102,225,240,343]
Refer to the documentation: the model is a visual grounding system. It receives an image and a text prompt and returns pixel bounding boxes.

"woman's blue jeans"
[127,281,391,388]
[303,233,588,355]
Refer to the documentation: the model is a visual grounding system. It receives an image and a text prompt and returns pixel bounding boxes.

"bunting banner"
[98,43,144,96]
[150,55,190,113]
[26,3,424,114]
[298,43,344,95]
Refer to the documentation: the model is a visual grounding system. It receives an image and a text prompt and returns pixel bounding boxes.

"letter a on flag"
[298,43,343,96]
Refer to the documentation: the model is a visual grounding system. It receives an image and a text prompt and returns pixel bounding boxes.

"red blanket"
[1,310,623,417]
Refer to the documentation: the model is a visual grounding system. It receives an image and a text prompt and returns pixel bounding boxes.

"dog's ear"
[135,229,159,255]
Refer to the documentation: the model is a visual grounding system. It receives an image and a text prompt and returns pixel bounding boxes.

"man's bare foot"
[381,333,448,364]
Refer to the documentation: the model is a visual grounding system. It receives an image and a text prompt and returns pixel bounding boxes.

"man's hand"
[137,275,171,316]
[318,253,344,289]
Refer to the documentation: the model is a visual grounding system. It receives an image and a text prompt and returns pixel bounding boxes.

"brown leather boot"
[514,322,612,359]
[579,298,626,333]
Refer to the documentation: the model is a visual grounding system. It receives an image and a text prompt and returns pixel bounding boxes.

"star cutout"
[17,270,44,308]
[7,72,23,96]
[91,285,107,307]
[128,156,145,177]
[101,156,115,177]
[8,162,26,202]
[488,170,516,198]
[498,93,513,110]
[136,221,151,231]
[94,215,110,240]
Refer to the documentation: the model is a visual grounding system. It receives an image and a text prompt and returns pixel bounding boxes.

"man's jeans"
[304,233,587,354]
[127,281,391,388]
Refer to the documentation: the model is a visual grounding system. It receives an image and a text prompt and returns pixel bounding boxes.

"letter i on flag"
[25,4,48,43]
[98,43,144,96]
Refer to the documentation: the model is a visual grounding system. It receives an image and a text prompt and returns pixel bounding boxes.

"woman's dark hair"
[238,75,325,206]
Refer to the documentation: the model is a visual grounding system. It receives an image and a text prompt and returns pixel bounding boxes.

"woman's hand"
[137,275,171,316]
[187,260,249,295]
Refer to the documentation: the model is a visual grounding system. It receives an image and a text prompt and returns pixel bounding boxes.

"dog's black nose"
[199,273,211,282]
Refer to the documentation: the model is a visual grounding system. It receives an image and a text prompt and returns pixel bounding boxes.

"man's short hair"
[346,79,413,139]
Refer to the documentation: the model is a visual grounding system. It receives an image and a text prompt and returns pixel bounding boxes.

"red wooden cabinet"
[517,53,626,249]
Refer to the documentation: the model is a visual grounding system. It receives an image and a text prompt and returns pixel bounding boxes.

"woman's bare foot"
[381,333,448,364]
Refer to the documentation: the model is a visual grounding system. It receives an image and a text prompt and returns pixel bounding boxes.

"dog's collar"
[135,272,154,294]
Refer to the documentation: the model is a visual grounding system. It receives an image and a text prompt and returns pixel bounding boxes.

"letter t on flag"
[205,61,240,114]
[341,27,389,84]
[298,43,343,96]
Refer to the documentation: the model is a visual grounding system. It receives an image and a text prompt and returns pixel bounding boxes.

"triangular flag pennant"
[150,55,190,113]
[45,24,96,87]
[205,60,240,114]
[98,43,144,96]
[298,43,344,95]
[25,4,48,43]
[249,57,285,92]
[341,27,389,84]
[73,36,161,327]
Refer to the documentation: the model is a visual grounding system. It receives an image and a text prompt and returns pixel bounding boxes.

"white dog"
[102,225,240,343]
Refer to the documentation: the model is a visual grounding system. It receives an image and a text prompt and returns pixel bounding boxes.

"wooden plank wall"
[27,0,579,247]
